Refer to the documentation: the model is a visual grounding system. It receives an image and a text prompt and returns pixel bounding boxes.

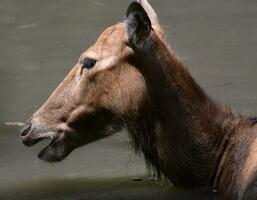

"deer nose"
[20,122,32,137]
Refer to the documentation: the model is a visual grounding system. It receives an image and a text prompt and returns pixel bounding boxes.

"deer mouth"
[21,127,71,162]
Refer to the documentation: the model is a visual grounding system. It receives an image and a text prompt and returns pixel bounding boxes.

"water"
[0,0,256,199]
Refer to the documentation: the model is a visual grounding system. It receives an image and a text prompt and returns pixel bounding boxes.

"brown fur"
[20,1,257,199]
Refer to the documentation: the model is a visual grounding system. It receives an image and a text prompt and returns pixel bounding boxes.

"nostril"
[20,122,32,137]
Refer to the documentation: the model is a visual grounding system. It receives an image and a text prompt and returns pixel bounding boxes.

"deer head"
[20,1,163,162]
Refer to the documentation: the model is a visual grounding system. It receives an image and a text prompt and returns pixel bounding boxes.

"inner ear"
[125,2,152,50]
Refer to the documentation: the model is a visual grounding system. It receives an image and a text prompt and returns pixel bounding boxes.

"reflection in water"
[0,0,257,199]
[0,177,212,200]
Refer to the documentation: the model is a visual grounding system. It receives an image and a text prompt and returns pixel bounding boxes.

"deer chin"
[37,136,72,163]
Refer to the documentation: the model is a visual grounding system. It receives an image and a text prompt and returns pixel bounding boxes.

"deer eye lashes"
[81,58,97,70]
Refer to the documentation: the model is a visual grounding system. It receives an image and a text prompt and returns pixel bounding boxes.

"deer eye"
[82,58,96,70]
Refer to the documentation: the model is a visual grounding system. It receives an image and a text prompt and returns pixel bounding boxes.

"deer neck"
[130,34,238,187]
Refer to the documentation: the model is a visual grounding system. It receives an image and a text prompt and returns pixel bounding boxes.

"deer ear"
[125,2,152,50]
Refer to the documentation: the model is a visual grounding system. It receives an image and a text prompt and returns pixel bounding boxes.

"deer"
[20,1,257,199]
